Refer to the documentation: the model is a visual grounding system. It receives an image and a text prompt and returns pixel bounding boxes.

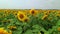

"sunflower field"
[0,9,60,34]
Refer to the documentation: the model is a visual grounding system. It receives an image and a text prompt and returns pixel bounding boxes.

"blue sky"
[0,0,60,9]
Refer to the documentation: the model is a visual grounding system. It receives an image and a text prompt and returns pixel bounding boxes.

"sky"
[0,0,60,9]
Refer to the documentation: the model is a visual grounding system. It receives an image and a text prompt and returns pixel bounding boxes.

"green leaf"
[24,30,33,34]
[32,24,41,30]
[57,20,60,26]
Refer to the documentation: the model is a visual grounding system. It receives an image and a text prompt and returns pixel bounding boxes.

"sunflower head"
[0,28,9,34]
[29,9,38,16]
[42,15,48,20]
[17,11,26,21]
[56,14,60,17]
[9,30,12,34]
[13,11,17,15]
[48,17,52,20]
[44,12,48,15]
[19,14,24,19]
[23,17,30,22]
[57,27,60,31]
[8,26,17,30]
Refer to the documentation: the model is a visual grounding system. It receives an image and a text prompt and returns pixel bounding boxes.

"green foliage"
[0,10,60,34]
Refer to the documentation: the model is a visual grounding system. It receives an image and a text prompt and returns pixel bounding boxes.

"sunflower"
[9,30,12,34]
[44,11,49,15]
[4,10,10,14]
[13,11,17,15]
[42,15,48,20]
[29,9,38,16]
[52,11,55,13]
[47,10,51,14]
[23,17,30,22]
[0,28,9,34]
[3,14,7,17]
[48,17,52,20]
[56,14,60,17]
[8,26,17,30]
[57,27,60,31]
[17,11,27,21]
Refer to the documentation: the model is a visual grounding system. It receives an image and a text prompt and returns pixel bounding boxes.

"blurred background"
[0,0,60,9]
